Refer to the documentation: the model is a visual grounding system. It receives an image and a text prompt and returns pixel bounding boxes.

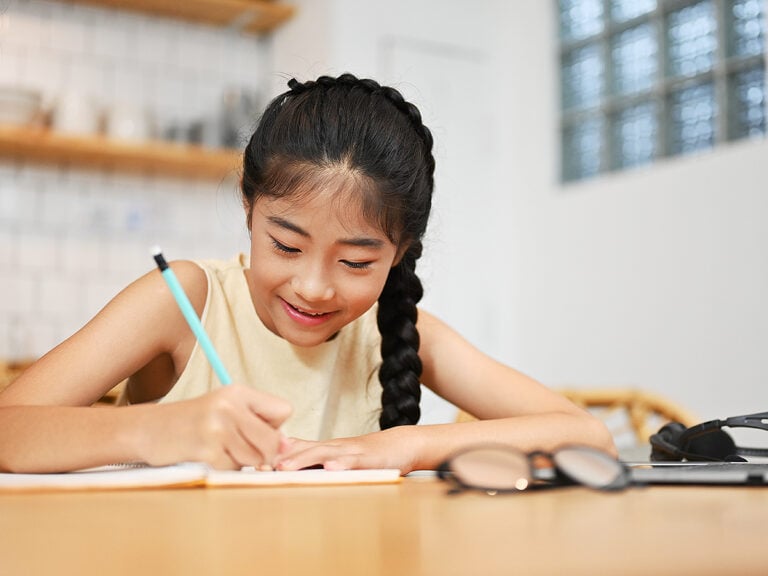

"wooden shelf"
[0,2,294,177]
[62,0,295,34]
[0,125,243,180]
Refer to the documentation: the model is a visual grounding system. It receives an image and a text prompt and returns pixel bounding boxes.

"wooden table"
[1,477,766,576]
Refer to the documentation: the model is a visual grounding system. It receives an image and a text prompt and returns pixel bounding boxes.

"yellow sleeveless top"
[159,254,383,440]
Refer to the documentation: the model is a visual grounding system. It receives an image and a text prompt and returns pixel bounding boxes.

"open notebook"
[0,463,402,492]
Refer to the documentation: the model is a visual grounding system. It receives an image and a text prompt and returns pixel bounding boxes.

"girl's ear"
[241,187,254,230]
[392,242,411,267]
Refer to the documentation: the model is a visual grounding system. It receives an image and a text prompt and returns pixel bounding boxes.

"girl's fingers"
[208,451,242,471]
[321,456,356,471]
[220,435,264,470]
[184,390,284,469]
[276,444,358,471]
[233,412,284,466]
[277,437,315,457]
[246,390,292,429]
[278,436,294,453]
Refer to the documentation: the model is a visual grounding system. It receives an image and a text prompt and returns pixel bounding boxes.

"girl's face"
[245,185,401,347]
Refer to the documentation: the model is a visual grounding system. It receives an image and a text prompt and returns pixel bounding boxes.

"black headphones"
[650,411,768,462]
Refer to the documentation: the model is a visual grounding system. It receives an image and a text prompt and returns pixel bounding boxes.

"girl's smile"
[279,297,337,327]
[245,181,400,347]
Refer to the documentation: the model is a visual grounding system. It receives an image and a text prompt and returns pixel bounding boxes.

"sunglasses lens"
[451,448,531,491]
[553,447,627,489]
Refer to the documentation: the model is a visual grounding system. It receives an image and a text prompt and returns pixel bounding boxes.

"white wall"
[273,0,768,434]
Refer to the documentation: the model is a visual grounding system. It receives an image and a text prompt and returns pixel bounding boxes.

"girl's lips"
[279,298,335,327]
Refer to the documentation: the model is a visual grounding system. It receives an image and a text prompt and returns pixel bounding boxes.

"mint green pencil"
[151,247,232,385]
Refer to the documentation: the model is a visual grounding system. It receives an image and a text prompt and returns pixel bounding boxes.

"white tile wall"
[0,0,264,359]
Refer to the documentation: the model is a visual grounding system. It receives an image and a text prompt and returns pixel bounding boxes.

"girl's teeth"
[294,305,323,316]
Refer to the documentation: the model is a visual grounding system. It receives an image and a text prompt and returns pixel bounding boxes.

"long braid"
[368,83,434,429]
[377,242,425,428]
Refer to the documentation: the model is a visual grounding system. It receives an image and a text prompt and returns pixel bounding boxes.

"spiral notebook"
[0,463,402,492]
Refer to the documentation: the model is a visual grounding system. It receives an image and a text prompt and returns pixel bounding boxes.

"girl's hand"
[274,427,418,474]
[139,384,292,470]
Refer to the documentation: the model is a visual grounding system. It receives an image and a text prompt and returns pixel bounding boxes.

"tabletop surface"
[2,476,767,576]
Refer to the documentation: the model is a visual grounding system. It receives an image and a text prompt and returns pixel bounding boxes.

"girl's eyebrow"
[269,216,308,237]
[267,216,385,248]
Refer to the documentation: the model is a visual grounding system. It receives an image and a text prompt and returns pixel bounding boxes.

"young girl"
[0,74,614,474]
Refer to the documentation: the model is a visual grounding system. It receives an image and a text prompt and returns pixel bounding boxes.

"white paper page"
[0,463,209,491]
[206,467,402,487]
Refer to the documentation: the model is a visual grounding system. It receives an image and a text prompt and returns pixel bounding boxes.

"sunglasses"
[437,444,630,495]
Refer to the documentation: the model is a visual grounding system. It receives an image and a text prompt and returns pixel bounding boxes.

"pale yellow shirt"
[158,254,383,440]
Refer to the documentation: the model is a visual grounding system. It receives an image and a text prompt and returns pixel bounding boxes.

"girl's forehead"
[257,187,387,238]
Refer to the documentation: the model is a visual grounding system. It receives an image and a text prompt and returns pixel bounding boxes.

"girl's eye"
[341,260,372,270]
[271,238,300,254]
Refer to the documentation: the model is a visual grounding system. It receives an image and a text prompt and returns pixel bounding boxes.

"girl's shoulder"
[151,253,246,311]
[194,253,248,275]
[150,259,209,313]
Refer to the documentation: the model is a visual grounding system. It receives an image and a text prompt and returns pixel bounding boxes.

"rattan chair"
[0,359,36,395]
[557,387,698,444]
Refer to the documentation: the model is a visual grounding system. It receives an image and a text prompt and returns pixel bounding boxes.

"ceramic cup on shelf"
[105,102,153,142]
[221,87,263,148]
[51,90,100,136]
[0,85,43,127]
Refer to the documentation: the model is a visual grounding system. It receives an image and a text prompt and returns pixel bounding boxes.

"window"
[558,0,766,182]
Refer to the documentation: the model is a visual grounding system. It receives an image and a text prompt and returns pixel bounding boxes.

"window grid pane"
[610,0,657,24]
[728,66,766,139]
[667,1,717,78]
[727,0,765,57]
[563,118,603,181]
[668,82,716,155]
[561,43,605,110]
[559,0,604,42]
[611,23,659,95]
[611,101,658,168]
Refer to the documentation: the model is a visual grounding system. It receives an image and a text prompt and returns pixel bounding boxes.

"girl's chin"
[279,329,338,347]
[272,317,331,343]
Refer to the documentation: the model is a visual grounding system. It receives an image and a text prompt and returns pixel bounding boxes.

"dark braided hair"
[241,73,435,429]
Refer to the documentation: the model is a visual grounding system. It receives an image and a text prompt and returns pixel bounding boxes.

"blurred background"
[0,0,766,443]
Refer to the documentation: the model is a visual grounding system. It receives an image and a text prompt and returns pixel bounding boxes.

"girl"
[0,74,614,474]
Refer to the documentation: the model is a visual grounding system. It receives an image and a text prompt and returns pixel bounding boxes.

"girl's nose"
[290,266,335,302]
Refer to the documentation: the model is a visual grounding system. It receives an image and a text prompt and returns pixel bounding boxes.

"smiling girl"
[0,74,614,474]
